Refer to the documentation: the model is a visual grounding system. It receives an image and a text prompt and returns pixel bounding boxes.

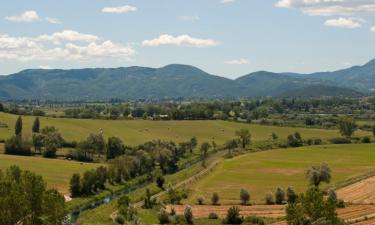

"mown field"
[0,112,369,145]
[188,144,375,204]
[0,154,100,194]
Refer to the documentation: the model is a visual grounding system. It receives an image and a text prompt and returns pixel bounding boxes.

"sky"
[1,0,375,79]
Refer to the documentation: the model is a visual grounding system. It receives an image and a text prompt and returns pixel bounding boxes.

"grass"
[0,112,370,145]
[0,154,101,194]
[188,143,375,205]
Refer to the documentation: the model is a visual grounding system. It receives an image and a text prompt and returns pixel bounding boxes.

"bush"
[361,136,371,143]
[265,192,274,205]
[197,196,204,205]
[115,215,125,225]
[158,208,170,224]
[223,206,242,224]
[329,137,351,144]
[245,215,265,225]
[240,189,251,205]
[5,135,32,156]
[275,187,285,204]
[208,212,218,219]
[184,205,194,224]
[211,192,220,205]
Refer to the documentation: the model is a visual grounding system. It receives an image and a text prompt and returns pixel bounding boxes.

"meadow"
[188,144,375,204]
[0,112,368,145]
[0,154,100,194]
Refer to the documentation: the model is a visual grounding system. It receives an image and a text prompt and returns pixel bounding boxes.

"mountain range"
[0,59,374,101]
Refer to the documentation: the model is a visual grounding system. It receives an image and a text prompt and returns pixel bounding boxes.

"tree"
[189,137,198,153]
[70,173,81,197]
[32,117,40,133]
[271,133,278,141]
[0,102,4,112]
[372,125,375,137]
[4,135,32,156]
[211,192,220,205]
[41,126,64,158]
[275,187,285,204]
[32,133,44,154]
[240,189,251,205]
[42,189,66,225]
[225,139,238,156]
[15,116,22,136]
[223,206,242,224]
[265,192,274,205]
[184,205,194,224]
[158,208,169,224]
[107,137,124,159]
[236,129,251,148]
[287,132,303,147]
[156,176,165,190]
[287,187,298,204]
[306,163,331,187]
[143,188,153,209]
[338,117,356,138]
[286,187,344,225]
[95,166,107,190]
[81,170,96,195]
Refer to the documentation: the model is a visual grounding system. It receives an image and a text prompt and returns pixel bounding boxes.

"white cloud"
[371,26,375,32]
[225,58,250,65]
[142,34,219,47]
[179,16,200,22]
[324,17,362,28]
[0,31,135,62]
[101,5,137,14]
[46,17,62,24]
[221,0,235,3]
[275,0,375,16]
[37,30,100,44]
[5,10,40,23]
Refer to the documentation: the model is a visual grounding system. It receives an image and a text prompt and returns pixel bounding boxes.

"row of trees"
[0,165,66,225]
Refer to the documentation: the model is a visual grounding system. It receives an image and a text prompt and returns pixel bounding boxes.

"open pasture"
[0,154,100,194]
[0,112,368,145]
[189,144,375,204]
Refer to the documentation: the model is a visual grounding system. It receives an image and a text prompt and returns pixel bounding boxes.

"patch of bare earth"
[166,205,285,218]
[337,176,375,204]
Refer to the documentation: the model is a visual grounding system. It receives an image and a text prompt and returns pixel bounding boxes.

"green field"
[0,112,368,145]
[189,144,375,204]
[0,154,100,194]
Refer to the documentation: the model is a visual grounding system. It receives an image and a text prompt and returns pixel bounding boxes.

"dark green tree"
[306,163,331,187]
[338,117,356,138]
[275,187,286,204]
[15,116,22,136]
[156,176,165,190]
[287,187,298,204]
[223,206,242,224]
[70,173,81,197]
[235,129,251,148]
[184,205,194,224]
[240,188,251,205]
[107,137,124,159]
[32,117,40,133]
[42,189,66,225]
[211,192,220,205]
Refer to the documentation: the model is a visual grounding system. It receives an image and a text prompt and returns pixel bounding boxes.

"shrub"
[245,215,265,225]
[329,137,351,144]
[197,196,204,205]
[240,189,251,205]
[184,205,194,224]
[286,187,297,204]
[208,212,218,219]
[275,187,285,204]
[265,192,274,205]
[223,206,242,224]
[5,135,32,156]
[158,208,170,224]
[361,136,371,143]
[211,192,220,205]
[115,215,125,225]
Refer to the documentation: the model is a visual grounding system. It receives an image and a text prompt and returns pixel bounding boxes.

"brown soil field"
[166,205,285,218]
[337,176,375,204]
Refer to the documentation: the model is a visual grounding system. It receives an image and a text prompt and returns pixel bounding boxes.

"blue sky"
[1,0,375,78]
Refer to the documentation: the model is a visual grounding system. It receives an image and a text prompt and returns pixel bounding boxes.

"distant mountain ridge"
[0,60,374,100]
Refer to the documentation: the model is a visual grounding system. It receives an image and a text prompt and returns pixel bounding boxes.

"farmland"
[0,154,100,193]
[0,112,369,145]
[188,144,375,204]
[337,176,375,204]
